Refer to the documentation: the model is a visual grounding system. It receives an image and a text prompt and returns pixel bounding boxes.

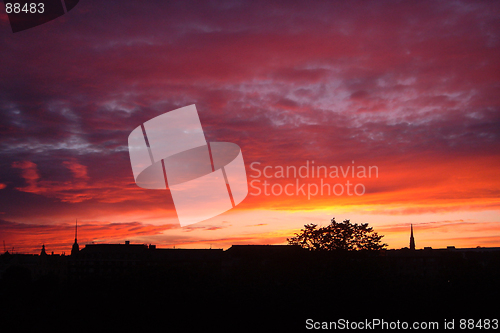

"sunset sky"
[0,0,499,254]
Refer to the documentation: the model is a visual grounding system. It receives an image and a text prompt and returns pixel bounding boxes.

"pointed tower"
[71,219,79,256]
[409,224,415,250]
[40,244,47,256]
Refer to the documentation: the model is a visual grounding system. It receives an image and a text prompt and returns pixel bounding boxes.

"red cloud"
[62,159,89,180]
[1,0,499,251]
[12,160,42,193]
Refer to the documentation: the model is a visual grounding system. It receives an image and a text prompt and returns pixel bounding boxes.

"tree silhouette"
[287,217,387,251]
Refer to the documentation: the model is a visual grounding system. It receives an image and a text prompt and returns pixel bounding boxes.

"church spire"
[409,224,415,250]
[71,219,79,256]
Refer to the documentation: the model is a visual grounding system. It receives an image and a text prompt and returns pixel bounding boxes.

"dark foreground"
[1,246,499,331]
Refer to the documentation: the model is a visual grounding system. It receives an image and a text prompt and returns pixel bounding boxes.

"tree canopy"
[287,217,387,251]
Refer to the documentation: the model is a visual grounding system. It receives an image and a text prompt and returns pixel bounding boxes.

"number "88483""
[459,319,498,330]
[5,3,45,14]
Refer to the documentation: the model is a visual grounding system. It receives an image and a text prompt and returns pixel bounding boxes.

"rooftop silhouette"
[1,226,499,331]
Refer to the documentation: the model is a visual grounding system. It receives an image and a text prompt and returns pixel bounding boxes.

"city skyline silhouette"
[1,0,499,330]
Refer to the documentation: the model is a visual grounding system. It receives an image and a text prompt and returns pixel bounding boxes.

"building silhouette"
[40,244,47,256]
[409,223,416,250]
[1,223,499,289]
[1,231,499,330]
[70,219,79,257]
